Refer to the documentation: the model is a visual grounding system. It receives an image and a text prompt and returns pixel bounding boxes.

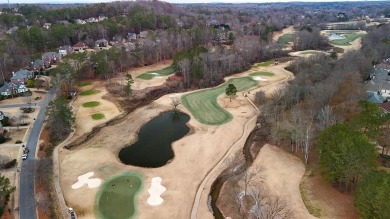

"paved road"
[18,89,55,219]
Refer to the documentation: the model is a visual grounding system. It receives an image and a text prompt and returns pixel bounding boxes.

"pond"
[119,111,190,168]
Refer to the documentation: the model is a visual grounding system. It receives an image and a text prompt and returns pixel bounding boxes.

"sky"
[0,0,384,4]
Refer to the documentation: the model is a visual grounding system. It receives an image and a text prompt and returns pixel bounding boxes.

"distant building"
[42,52,62,64]
[59,46,73,56]
[139,31,148,39]
[127,32,137,41]
[43,23,51,29]
[0,111,4,121]
[72,42,88,51]
[95,39,109,47]
[28,60,48,72]
[98,16,107,21]
[76,19,86,25]
[6,26,18,35]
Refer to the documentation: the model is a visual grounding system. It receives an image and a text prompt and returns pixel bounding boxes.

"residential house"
[86,17,97,23]
[0,111,4,120]
[43,23,51,29]
[42,52,62,64]
[127,32,137,41]
[10,69,33,84]
[72,42,88,51]
[6,26,18,35]
[0,82,28,96]
[367,91,386,103]
[57,20,70,25]
[365,67,390,99]
[59,46,73,56]
[28,60,48,72]
[378,102,390,114]
[76,19,86,25]
[139,31,148,39]
[95,39,108,47]
[98,16,107,21]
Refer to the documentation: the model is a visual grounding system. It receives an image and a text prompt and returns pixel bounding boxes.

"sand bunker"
[253,76,268,81]
[147,177,167,206]
[71,172,102,189]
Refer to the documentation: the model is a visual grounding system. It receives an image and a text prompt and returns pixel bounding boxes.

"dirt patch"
[301,172,358,219]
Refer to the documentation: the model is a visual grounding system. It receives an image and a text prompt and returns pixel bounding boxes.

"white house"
[59,46,73,56]
[43,23,52,29]
[0,82,28,96]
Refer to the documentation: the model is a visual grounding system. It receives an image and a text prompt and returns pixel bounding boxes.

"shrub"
[1,117,11,126]
[15,140,22,144]
[0,136,6,144]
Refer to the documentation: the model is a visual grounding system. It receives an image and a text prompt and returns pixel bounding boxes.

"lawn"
[330,33,364,46]
[76,82,92,87]
[136,66,175,80]
[249,71,275,77]
[80,89,101,96]
[277,33,295,44]
[82,101,100,108]
[95,172,143,219]
[252,61,274,68]
[181,77,258,125]
[91,113,105,120]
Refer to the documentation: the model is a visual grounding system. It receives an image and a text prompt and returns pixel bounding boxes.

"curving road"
[15,89,55,219]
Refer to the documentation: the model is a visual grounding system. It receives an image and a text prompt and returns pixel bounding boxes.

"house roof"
[0,83,8,93]
[43,52,60,58]
[73,42,86,48]
[11,69,33,80]
[95,39,108,43]
[378,102,390,113]
[59,45,72,50]
[33,59,44,66]
[367,91,386,103]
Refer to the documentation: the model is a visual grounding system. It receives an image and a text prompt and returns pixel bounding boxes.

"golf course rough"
[95,172,143,219]
[181,77,258,125]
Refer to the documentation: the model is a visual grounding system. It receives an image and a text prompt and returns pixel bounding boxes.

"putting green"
[330,33,364,45]
[277,33,295,44]
[181,77,257,125]
[136,66,175,80]
[249,71,275,76]
[95,172,143,219]
[252,61,274,68]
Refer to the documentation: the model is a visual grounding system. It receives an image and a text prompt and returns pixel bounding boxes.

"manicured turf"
[95,172,143,219]
[249,71,275,76]
[91,113,105,120]
[80,89,101,96]
[82,101,100,107]
[330,33,364,45]
[327,30,359,34]
[252,61,274,68]
[181,77,258,125]
[76,82,92,87]
[136,66,175,80]
[277,33,295,44]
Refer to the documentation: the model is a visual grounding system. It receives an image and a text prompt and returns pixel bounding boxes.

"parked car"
[68,208,75,219]
[22,153,27,160]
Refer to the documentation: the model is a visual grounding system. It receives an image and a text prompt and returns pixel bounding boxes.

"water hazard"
[119,111,190,168]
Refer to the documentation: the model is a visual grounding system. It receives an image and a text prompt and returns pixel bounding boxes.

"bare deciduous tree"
[170,96,181,109]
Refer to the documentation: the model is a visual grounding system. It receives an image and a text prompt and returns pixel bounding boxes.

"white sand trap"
[253,76,268,81]
[149,73,159,75]
[147,177,167,206]
[71,172,102,189]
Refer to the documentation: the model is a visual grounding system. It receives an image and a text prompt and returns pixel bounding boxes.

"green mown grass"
[277,33,295,44]
[249,71,275,77]
[252,61,274,68]
[181,77,258,125]
[82,101,100,107]
[91,113,105,120]
[76,82,92,87]
[330,33,364,45]
[80,89,101,96]
[136,66,175,80]
[95,172,143,219]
